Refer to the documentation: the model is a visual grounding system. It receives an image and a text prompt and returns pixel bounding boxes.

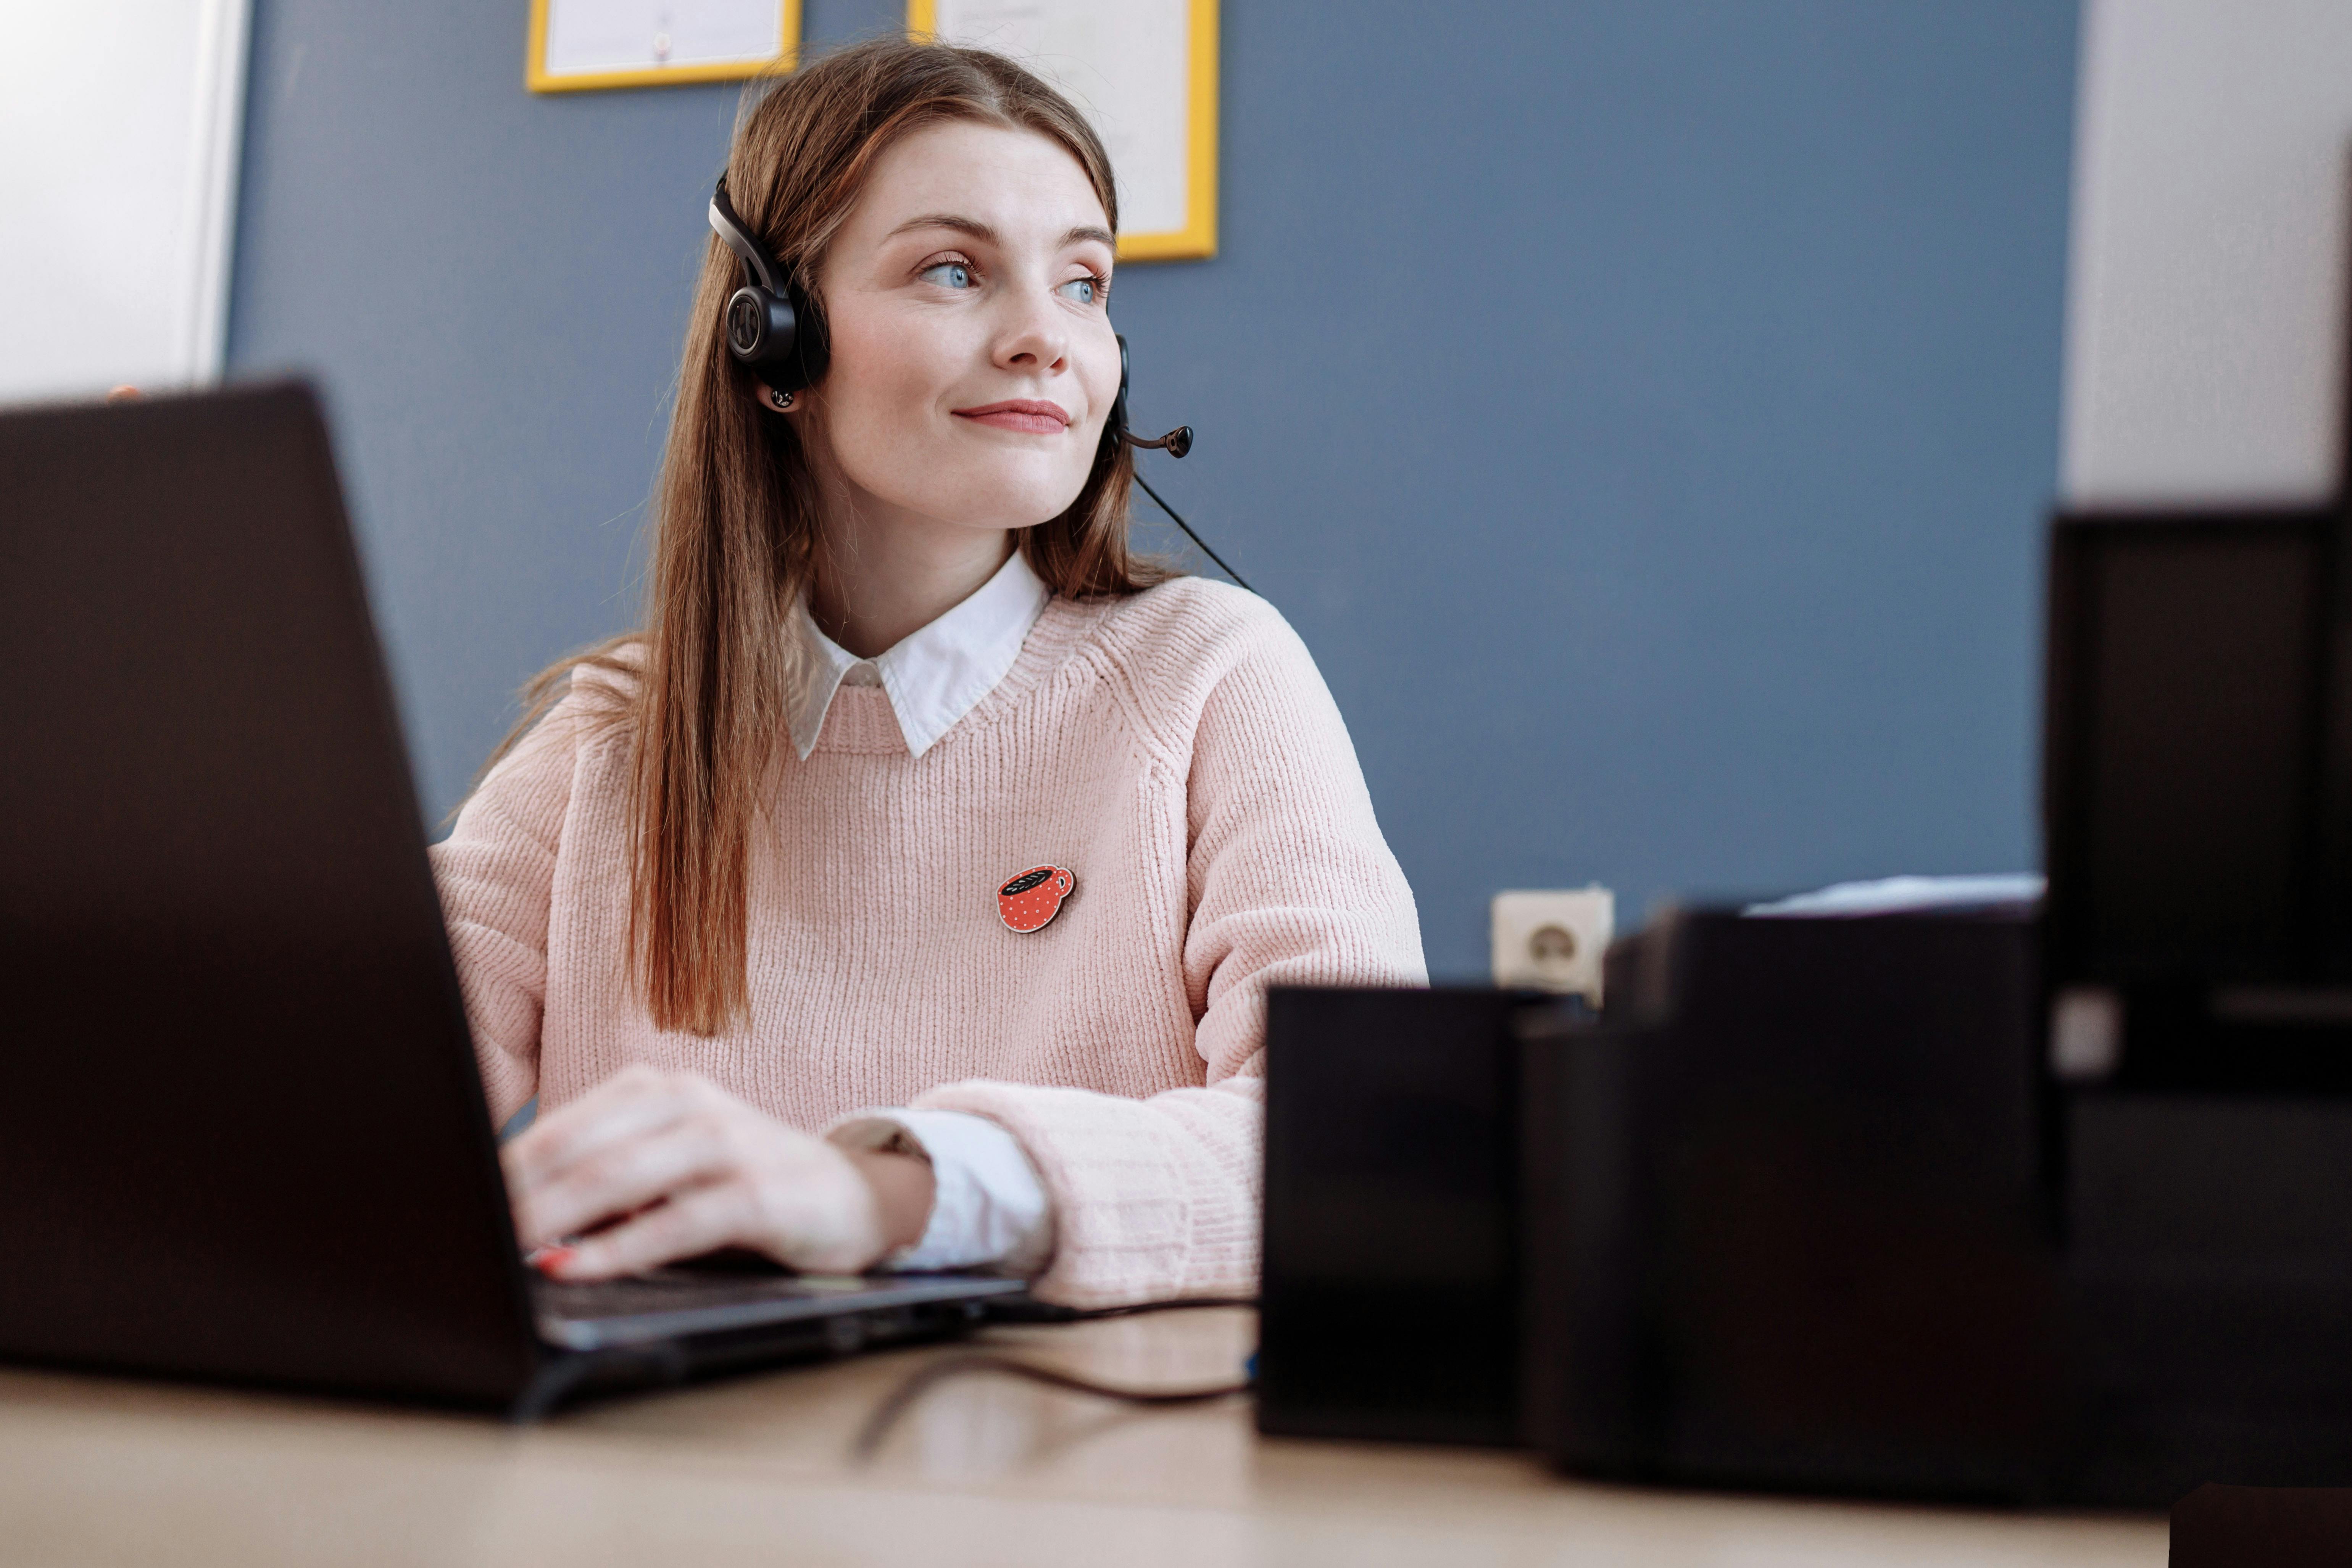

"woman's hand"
[502,1065,935,1280]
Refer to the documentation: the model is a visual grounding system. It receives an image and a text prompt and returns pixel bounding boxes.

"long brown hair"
[488,39,1167,1034]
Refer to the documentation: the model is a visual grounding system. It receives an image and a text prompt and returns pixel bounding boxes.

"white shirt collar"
[789,548,1051,760]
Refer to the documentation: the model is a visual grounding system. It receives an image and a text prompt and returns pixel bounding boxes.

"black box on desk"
[1520,904,2352,1506]
[1518,906,2067,1501]
[1257,986,1537,1445]
[1258,931,2352,1496]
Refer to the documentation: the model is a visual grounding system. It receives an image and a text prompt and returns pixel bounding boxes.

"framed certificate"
[527,0,799,94]
[907,0,1218,261]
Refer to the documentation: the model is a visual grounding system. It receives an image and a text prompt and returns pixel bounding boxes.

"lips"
[954,400,1071,435]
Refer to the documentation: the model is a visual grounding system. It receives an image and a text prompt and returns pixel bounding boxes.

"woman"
[434,38,1423,1307]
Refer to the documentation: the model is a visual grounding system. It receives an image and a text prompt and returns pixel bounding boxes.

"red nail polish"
[533,1244,577,1276]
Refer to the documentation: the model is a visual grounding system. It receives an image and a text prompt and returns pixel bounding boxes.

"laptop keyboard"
[533,1267,882,1324]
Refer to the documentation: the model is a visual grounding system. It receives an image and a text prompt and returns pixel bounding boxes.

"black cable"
[853,1352,1254,1460]
[853,1296,1259,1458]
[1133,469,1253,594]
[985,1294,1258,1323]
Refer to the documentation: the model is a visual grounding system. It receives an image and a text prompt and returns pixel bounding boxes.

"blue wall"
[229,1,2079,978]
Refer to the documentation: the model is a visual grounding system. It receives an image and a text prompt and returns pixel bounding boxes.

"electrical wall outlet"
[1491,887,1615,1002]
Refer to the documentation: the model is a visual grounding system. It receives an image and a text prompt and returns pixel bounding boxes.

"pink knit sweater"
[429,579,1427,1306]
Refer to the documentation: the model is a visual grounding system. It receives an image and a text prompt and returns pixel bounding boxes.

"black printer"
[1264,505,2352,1506]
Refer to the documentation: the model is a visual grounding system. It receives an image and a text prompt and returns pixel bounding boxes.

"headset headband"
[708,178,783,295]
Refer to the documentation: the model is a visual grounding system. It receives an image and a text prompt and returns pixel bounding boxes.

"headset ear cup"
[1100,332,1131,463]
[785,280,828,390]
[1114,333,1131,435]
[724,287,781,362]
[725,285,819,397]
[710,176,827,398]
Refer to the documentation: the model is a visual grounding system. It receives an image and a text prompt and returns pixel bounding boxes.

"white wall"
[2064,0,2352,504]
[0,0,251,405]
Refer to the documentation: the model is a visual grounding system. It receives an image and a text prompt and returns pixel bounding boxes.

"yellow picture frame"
[526,0,800,94]
[906,0,1218,261]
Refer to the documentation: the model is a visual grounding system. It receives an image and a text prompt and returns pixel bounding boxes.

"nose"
[991,286,1070,379]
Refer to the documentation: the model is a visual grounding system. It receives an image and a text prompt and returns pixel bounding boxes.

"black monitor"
[2042,504,2352,1089]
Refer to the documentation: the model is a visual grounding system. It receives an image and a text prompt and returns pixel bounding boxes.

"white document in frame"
[930,0,1191,239]
[543,0,785,77]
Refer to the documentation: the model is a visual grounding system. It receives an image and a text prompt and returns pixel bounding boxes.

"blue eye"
[920,261,974,289]
[1058,277,1099,305]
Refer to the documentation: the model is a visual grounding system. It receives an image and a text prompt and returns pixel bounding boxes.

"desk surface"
[4,1309,2164,1566]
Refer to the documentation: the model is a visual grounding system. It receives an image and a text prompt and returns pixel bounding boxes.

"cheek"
[823,306,953,446]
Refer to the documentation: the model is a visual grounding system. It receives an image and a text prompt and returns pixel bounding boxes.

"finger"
[547,1180,762,1281]
[503,1068,696,1194]
[505,1067,680,1187]
[510,1117,737,1249]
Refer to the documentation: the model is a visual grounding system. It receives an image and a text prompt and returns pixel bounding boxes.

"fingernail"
[531,1244,578,1276]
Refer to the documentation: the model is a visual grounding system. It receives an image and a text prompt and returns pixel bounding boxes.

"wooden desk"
[2,1309,2164,1566]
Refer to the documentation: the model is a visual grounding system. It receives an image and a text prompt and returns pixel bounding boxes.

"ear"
[746,382,798,416]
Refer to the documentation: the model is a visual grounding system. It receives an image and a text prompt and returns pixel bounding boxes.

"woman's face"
[795,119,1119,535]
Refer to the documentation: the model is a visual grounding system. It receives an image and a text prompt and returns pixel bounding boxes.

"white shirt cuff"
[828,1107,1055,1275]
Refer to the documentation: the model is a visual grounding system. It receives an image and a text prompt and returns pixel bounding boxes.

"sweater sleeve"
[426,687,598,1128]
[912,601,1427,1306]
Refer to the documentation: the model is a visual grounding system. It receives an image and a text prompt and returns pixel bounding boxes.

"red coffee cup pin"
[998,865,1075,932]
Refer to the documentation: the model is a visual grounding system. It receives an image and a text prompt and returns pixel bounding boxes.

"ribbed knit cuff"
[911,1079,1263,1309]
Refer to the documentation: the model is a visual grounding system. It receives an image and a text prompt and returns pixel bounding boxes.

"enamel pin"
[998,865,1075,932]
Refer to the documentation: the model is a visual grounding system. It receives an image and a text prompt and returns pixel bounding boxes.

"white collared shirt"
[830,1108,1056,1275]
[789,547,1051,761]
[800,547,1058,1275]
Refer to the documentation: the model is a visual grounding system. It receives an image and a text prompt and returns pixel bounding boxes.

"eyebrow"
[887,214,1117,252]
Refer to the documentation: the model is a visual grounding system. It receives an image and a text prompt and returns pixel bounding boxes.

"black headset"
[709,176,829,399]
[706,175,1246,588]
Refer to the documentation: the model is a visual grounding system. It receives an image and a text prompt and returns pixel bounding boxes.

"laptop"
[0,382,1024,1417]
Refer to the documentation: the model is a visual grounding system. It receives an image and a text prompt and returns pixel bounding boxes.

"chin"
[915,461,1091,532]
[955,495,1087,532]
